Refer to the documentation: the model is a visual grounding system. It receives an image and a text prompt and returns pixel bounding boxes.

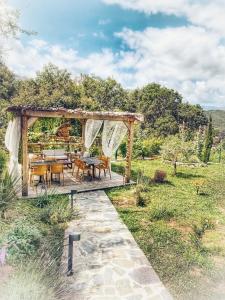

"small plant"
[135,184,148,207]
[39,197,72,225]
[192,179,206,195]
[149,204,176,221]
[0,172,19,218]
[6,219,42,262]
[192,218,214,239]
[0,149,7,174]
[153,170,167,183]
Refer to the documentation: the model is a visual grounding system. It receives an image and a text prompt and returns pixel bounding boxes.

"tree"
[178,103,208,131]
[12,64,83,108]
[161,136,196,175]
[81,75,129,111]
[0,0,32,58]
[0,62,17,100]
[202,116,213,163]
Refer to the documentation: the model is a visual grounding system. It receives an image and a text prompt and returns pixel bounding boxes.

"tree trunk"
[173,161,177,176]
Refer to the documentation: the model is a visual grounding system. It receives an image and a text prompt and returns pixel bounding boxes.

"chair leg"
[62,173,64,186]
[72,163,75,175]
[109,167,112,179]
[76,168,79,179]
[104,169,106,177]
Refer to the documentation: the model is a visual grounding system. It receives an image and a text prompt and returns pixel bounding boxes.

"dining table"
[80,157,102,179]
[30,159,72,168]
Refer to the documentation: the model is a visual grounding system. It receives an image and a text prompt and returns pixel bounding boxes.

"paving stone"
[62,190,172,300]
[129,267,160,285]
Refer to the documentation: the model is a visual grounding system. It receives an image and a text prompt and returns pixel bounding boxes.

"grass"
[108,159,225,300]
[0,192,72,299]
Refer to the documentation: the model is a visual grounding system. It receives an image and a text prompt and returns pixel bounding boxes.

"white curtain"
[5,117,21,179]
[84,119,103,150]
[102,120,128,157]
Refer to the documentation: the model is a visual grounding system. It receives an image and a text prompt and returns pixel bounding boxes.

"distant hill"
[205,110,225,132]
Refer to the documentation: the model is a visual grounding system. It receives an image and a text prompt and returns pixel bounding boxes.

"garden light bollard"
[70,189,78,210]
[67,233,81,276]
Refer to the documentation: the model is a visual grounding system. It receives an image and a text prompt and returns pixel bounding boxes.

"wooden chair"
[72,159,92,181]
[50,163,64,186]
[29,165,49,187]
[96,156,112,179]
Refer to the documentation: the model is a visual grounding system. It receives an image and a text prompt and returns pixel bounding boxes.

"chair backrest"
[75,159,86,170]
[31,165,48,175]
[99,156,110,168]
[51,164,64,173]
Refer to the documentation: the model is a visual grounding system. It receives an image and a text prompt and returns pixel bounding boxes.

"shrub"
[0,258,66,300]
[6,219,42,262]
[153,170,167,183]
[192,179,206,195]
[135,184,148,207]
[0,149,7,174]
[0,172,19,218]
[119,142,127,158]
[192,218,214,239]
[39,198,72,225]
[133,137,163,159]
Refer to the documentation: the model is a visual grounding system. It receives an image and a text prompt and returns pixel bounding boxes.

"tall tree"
[137,83,182,136]
[81,75,128,111]
[12,64,83,108]
[203,115,213,163]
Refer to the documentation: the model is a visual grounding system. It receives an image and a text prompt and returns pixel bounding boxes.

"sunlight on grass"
[109,160,225,299]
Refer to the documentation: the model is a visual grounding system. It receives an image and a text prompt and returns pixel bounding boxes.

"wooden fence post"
[21,115,29,196]
[125,121,134,183]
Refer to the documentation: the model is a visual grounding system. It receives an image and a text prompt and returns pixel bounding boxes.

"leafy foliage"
[0,172,19,218]
[203,115,213,163]
[133,137,162,159]
[161,135,196,175]
[6,219,42,262]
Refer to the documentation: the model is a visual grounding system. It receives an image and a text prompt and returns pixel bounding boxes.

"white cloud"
[2,0,225,108]
[116,26,225,107]
[3,38,124,81]
[102,0,225,37]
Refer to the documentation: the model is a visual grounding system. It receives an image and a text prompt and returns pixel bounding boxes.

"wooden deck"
[19,169,134,199]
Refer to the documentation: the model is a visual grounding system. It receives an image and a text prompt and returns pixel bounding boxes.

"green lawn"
[108,160,225,300]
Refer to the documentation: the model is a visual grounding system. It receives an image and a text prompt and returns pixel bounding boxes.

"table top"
[80,157,101,166]
[30,160,71,166]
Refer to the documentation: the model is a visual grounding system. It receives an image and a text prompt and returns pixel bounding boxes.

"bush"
[118,142,127,158]
[133,137,163,159]
[6,219,42,262]
[192,179,206,195]
[153,170,167,183]
[135,184,148,207]
[0,172,18,218]
[0,149,7,174]
[39,197,72,225]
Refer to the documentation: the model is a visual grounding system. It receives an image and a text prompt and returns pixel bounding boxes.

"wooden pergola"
[7,106,144,196]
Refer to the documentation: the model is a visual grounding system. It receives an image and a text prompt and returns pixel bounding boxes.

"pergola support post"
[21,115,29,196]
[125,121,134,183]
[81,119,87,154]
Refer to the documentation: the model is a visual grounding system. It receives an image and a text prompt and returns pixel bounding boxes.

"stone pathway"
[62,191,173,300]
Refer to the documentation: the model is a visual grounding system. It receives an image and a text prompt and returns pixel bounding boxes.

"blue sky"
[10,0,187,55]
[3,0,225,109]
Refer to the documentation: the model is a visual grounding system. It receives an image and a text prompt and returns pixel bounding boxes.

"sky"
[2,0,225,109]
